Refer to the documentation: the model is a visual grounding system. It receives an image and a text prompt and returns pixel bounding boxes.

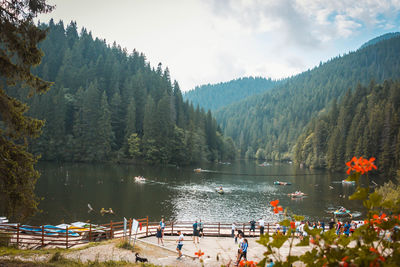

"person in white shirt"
[258,218,265,235]
[176,231,184,259]
[231,222,236,238]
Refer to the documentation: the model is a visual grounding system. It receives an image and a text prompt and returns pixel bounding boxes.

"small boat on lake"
[342,179,355,185]
[134,176,146,183]
[334,207,352,216]
[259,162,271,167]
[274,181,292,185]
[288,191,306,198]
[216,187,224,194]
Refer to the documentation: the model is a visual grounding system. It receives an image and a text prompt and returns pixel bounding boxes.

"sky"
[37,0,400,91]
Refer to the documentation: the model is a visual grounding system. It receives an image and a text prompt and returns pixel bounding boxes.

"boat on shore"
[288,191,306,198]
[134,176,146,183]
[274,181,292,185]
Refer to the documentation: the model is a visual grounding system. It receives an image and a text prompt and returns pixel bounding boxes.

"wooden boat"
[194,168,202,173]
[288,191,306,198]
[342,179,355,185]
[134,176,146,182]
[274,181,292,185]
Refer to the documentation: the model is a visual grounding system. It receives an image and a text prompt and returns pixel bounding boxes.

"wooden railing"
[1,218,304,249]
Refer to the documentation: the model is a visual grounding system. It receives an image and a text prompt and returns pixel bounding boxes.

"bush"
[256,157,400,266]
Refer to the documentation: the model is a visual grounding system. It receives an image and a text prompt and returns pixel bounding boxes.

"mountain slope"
[294,80,400,176]
[6,20,235,164]
[215,36,400,160]
[183,77,279,111]
[360,32,400,49]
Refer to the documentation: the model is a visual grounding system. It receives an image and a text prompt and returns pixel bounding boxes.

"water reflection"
[30,161,367,225]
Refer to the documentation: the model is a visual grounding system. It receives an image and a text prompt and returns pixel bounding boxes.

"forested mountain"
[295,80,400,177]
[215,35,400,161]
[360,32,400,49]
[6,20,235,164]
[183,77,279,111]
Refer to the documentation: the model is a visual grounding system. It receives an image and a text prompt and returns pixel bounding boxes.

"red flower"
[270,200,279,207]
[239,260,246,266]
[346,157,377,174]
[273,206,283,214]
[194,249,204,258]
[370,247,378,253]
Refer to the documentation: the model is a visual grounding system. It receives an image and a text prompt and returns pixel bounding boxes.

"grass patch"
[0,241,105,257]
[0,258,159,266]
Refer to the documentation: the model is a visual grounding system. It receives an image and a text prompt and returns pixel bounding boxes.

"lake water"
[30,161,366,225]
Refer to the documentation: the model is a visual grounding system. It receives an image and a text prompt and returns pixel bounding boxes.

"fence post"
[41,225,44,247]
[110,221,113,239]
[171,221,174,235]
[128,218,132,236]
[89,223,92,242]
[218,222,220,236]
[146,216,149,237]
[66,226,69,249]
[16,224,20,248]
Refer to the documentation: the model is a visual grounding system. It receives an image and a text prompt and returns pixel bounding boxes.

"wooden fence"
[0,218,288,249]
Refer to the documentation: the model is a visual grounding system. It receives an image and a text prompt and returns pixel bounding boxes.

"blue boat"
[44,225,80,237]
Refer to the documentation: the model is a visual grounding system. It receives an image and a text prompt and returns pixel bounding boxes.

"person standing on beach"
[236,238,248,265]
[156,225,164,245]
[249,220,256,237]
[176,230,184,259]
[232,222,236,238]
[199,219,204,238]
[258,218,265,235]
[193,220,200,244]
[160,218,165,237]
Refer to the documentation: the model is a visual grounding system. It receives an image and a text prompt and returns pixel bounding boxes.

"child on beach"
[236,238,248,265]
[156,225,164,245]
[176,230,184,259]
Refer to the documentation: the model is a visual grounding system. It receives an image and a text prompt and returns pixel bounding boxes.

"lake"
[30,160,365,225]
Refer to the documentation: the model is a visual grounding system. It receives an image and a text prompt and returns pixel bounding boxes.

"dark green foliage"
[295,80,400,177]
[184,76,280,111]
[15,21,234,164]
[215,36,400,160]
[0,0,53,220]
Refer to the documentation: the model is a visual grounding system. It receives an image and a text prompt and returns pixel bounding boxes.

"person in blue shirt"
[193,220,199,244]
[159,218,165,237]
[236,238,248,264]
[344,221,351,236]
[266,258,274,267]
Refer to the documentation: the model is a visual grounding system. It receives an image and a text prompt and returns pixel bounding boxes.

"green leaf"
[293,215,305,222]
[270,233,290,249]
[349,187,368,200]
[321,229,337,244]
[296,236,310,246]
[368,192,382,207]
[346,172,360,183]
[280,219,290,227]
[337,235,351,247]
[257,233,270,246]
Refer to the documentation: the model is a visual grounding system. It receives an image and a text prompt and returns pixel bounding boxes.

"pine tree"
[0,0,54,220]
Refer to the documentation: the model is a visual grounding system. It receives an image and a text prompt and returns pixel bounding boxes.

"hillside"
[360,32,400,49]
[215,36,400,161]
[6,20,235,164]
[295,80,400,176]
[183,77,279,111]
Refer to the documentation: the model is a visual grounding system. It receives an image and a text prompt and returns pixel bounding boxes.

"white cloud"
[37,0,400,91]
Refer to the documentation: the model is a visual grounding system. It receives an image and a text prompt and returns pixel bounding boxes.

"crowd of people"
[155,216,369,264]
